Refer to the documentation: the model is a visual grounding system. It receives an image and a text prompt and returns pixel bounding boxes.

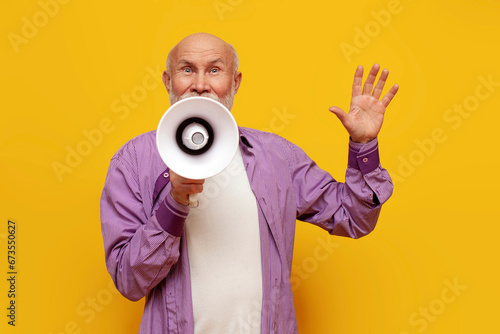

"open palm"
[329,64,399,143]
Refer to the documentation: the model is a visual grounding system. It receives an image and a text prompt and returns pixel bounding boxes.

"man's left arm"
[294,64,398,238]
[291,137,392,238]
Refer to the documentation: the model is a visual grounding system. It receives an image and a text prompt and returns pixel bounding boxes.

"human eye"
[181,67,192,73]
[210,68,219,74]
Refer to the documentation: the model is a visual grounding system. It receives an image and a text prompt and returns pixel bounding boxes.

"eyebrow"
[176,58,226,66]
[208,58,225,64]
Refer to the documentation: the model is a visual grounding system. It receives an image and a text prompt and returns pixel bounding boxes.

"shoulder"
[106,130,163,179]
[111,130,157,162]
[239,127,297,150]
[238,127,309,170]
[104,130,165,191]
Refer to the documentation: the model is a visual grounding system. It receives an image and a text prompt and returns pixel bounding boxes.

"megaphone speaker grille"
[176,117,214,155]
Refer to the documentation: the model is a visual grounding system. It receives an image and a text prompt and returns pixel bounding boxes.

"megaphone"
[156,96,239,206]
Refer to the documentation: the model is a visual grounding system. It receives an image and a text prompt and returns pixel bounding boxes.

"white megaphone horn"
[156,96,239,207]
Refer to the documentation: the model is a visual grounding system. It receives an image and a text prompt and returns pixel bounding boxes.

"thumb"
[329,106,348,124]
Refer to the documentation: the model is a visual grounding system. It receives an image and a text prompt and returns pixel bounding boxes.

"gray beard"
[169,85,235,111]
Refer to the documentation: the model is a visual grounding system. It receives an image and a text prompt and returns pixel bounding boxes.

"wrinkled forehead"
[170,35,234,66]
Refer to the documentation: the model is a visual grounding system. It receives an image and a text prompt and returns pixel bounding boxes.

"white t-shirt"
[185,147,263,334]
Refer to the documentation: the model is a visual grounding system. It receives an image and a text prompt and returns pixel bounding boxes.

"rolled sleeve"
[156,184,189,237]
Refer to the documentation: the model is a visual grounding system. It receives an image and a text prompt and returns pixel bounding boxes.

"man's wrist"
[171,191,189,206]
[155,194,190,237]
[350,136,375,144]
[348,137,380,174]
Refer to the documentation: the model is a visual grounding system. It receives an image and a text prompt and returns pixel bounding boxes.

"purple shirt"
[100,127,393,334]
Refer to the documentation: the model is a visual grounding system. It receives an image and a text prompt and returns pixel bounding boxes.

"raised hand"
[329,64,399,143]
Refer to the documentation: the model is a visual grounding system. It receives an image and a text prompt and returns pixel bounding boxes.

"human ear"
[233,71,242,94]
[162,71,170,92]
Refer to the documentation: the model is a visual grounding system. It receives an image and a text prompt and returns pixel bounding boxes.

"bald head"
[166,33,239,75]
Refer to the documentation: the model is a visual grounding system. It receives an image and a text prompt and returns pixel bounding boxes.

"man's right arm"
[100,156,189,301]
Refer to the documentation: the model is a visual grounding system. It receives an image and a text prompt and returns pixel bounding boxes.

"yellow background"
[1,0,499,333]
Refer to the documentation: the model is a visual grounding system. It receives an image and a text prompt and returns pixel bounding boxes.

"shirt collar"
[238,128,253,148]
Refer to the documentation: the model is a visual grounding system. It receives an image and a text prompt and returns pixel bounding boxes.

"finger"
[372,68,389,99]
[173,180,204,197]
[172,173,205,185]
[329,106,348,125]
[352,65,364,98]
[362,64,380,95]
[182,178,205,185]
[182,183,204,194]
[171,184,204,206]
[178,181,204,200]
[381,84,399,108]
[170,173,204,198]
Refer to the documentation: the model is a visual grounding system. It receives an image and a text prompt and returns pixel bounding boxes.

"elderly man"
[100,33,398,333]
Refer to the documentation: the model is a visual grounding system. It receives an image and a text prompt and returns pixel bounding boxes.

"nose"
[191,73,211,94]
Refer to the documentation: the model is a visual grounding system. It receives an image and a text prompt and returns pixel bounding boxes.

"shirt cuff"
[347,138,380,174]
[155,192,190,237]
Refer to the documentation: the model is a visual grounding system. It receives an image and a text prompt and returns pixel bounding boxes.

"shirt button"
[164,172,169,178]
[362,157,368,163]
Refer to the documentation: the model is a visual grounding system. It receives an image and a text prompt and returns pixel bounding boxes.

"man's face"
[163,34,242,111]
